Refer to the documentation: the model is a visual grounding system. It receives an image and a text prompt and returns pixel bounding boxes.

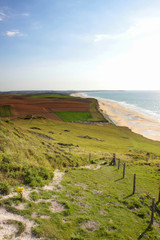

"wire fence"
[108,154,160,225]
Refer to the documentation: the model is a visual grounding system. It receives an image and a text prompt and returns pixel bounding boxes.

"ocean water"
[83,91,160,123]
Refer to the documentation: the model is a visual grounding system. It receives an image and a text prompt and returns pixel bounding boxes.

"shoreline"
[71,92,160,142]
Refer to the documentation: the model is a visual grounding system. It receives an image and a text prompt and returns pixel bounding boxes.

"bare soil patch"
[92,189,102,195]
[13,202,28,210]
[43,169,65,191]
[81,220,99,231]
[0,207,38,239]
[49,200,65,213]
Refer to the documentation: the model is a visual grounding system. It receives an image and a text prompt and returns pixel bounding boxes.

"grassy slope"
[0,118,160,239]
[56,165,160,240]
[14,117,160,155]
[89,98,107,122]
[1,117,160,184]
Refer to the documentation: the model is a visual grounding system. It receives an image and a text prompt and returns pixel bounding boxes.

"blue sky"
[1,0,160,91]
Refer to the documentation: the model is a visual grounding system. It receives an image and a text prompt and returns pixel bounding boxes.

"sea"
[82,90,160,123]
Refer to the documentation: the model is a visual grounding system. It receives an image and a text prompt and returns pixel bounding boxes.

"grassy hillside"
[0,117,160,187]
[0,117,160,239]
[89,98,107,122]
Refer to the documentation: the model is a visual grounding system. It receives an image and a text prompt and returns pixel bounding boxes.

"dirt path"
[0,166,102,239]
[0,169,65,239]
[0,207,39,240]
[43,169,65,191]
[80,162,106,170]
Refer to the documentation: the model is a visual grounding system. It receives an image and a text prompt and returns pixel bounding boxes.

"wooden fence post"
[123,163,126,178]
[118,159,120,170]
[113,153,116,166]
[151,197,155,225]
[158,180,160,202]
[133,174,136,194]
[158,190,160,203]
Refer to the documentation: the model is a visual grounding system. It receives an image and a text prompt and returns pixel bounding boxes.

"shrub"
[123,197,142,209]
[71,235,85,240]
[135,208,148,219]
[0,181,11,195]
[24,166,54,187]
[30,191,39,201]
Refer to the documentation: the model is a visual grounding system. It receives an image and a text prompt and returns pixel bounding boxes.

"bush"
[0,181,11,195]
[135,208,148,218]
[71,235,85,240]
[24,166,54,187]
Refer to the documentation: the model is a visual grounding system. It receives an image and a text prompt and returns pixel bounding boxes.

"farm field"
[0,94,106,122]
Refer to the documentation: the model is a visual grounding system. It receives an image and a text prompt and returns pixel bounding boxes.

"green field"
[55,112,94,121]
[0,117,160,239]
[0,105,13,117]
[30,94,77,98]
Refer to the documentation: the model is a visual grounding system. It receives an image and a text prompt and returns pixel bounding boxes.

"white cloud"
[0,11,6,21]
[90,30,160,90]
[22,13,30,17]
[94,34,119,42]
[94,17,160,42]
[126,17,160,38]
[6,30,26,37]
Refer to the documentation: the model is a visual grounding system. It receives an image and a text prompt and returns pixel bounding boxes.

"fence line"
[109,153,160,225]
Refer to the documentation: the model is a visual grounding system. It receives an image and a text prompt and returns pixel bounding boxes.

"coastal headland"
[1,92,160,239]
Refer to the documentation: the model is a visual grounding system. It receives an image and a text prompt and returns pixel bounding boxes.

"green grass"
[55,98,107,122]
[1,117,160,239]
[55,165,160,239]
[30,94,77,98]
[89,98,107,122]
[0,117,160,188]
[0,105,13,117]
[55,112,93,122]
[1,164,160,239]
[37,164,160,239]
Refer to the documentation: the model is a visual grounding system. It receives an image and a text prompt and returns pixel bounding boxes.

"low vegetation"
[0,117,160,187]
[29,94,77,98]
[0,105,13,117]
[89,98,107,122]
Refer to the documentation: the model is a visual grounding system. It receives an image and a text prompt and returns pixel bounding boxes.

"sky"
[1,0,160,91]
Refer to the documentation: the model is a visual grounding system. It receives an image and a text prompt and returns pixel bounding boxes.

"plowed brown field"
[0,95,91,121]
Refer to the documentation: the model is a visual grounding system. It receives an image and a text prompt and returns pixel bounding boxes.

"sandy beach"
[71,93,160,141]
